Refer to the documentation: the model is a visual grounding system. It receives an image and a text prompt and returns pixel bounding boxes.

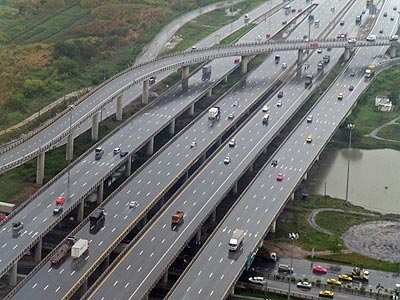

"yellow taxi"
[338,274,353,281]
[306,135,313,143]
[338,93,343,100]
[327,278,342,285]
[319,290,334,298]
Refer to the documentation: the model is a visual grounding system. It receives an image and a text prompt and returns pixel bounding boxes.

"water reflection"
[310,149,400,214]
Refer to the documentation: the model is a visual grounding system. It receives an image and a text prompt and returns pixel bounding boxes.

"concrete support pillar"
[9,262,17,286]
[142,79,149,105]
[224,75,228,83]
[141,214,148,227]
[169,118,175,135]
[229,285,235,296]
[207,88,212,98]
[210,209,216,224]
[390,46,397,58]
[233,181,238,194]
[36,152,45,185]
[297,49,304,65]
[162,271,168,284]
[196,229,201,244]
[143,295,149,300]
[77,200,84,223]
[183,171,189,181]
[264,146,268,154]
[188,103,195,116]
[290,193,295,201]
[146,137,154,156]
[158,197,166,210]
[182,65,190,91]
[125,158,132,177]
[217,138,222,147]
[259,239,264,248]
[344,47,351,61]
[241,55,250,74]
[303,172,308,181]
[77,279,88,298]
[248,163,254,173]
[66,134,74,161]
[316,155,320,161]
[201,154,206,164]
[116,94,123,121]
[270,220,276,233]
[91,111,100,141]
[97,181,104,204]
[102,255,110,269]
[34,238,42,263]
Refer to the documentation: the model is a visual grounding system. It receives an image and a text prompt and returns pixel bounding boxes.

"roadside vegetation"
[334,65,400,150]
[274,196,400,273]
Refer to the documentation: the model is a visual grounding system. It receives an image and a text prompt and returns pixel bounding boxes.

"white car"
[348,38,357,43]
[113,148,121,155]
[306,115,313,123]
[228,139,236,147]
[297,281,312,289]
[249,277,266,285]
[366,35,376,41]
[317,48,322,54]
[282,62,287,69]
[129,201,138,208]
[262,105,270,112]
[276,100,282,107]
[224,156,231,164]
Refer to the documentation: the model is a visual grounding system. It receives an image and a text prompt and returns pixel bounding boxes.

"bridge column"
[290,192,295,201]
[77,200,84,223]
[162,271,168,284]
[182,66,190,91]
[91,111,100,141]
[210,209,216,224]
[390,46,397,58]
[224,75,228,83]
[97,181,104,204]
[169,118,176,135]
[116,94,123,121]
[229,285,235,296]
[248,163,254,173]
[241,55,250,74]
[36,151,45,185]
[142,79,149,105]
[297,49,304,65]
[188,103,195,116]
[146,137,154,156]
[183,171,189,181]
[270,219,276,233]
[344,47,351,61]
[196,228,201,244]
[316,155,320,161]
[233,181,238,194]
[125,158,132,177]
[34,238,42,263]
[201,154,206,164]
[77,279,88,298]
[207,88,212,98]
[303,172,308,181]
[66,133,74,161]
[9,262,17,286]
[141,213,148,227]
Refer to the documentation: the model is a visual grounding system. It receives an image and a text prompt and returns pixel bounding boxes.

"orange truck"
[172,211,184,224]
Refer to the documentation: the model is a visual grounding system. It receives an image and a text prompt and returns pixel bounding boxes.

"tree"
[23,79,45,98]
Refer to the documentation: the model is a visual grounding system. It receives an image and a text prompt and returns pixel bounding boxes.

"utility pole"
[345,123,355,207]
[288,233,299,300]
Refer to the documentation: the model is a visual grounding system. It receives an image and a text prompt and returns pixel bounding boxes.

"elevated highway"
[166,0,399,299]
[0,20,397,175]
[3,2,310,299]
[81,0,366,298]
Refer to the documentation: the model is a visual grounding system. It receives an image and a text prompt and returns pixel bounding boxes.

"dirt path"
[365,115,400,143]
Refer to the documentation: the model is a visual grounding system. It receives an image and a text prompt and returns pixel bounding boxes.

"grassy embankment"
[0,0,263,204]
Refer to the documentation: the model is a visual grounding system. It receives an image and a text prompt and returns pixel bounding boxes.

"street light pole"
[345,123,355,207]
[288,233,299,300]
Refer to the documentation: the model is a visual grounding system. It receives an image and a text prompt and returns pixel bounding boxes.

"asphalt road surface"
[7,3,290,300]
[167,0,400,299]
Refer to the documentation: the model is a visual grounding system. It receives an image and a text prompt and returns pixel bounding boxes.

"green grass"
[376,124,400,141]
[220,23,256,45]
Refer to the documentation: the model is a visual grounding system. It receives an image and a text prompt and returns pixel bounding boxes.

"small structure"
[375,96,393,112]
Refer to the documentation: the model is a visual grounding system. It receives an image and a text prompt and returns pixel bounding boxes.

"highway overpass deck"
[166,1,397,299]
[0,0,282,174]
[82,0,356,297]
[4,2,294,299]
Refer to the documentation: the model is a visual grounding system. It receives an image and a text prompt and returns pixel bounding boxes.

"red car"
[234,58,241,64]
[266,33,271,39]
[276,173,284,181]
[0,215,7,221]
[310,41,319,47]
[298,8,302,13]
[313,265,328,274]
[379,28,384,33]
[55,196,65,205]
[394,6,397,11]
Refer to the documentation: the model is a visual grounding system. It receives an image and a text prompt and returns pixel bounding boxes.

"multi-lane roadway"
[166,0,399,299]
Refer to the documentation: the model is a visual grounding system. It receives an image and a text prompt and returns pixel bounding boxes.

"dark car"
[120,151,128,157]
[278,91,284,98]
[349,85,354,91]
[271,159,278,167]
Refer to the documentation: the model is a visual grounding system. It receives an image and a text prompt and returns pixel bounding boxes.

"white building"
[375,96,393,112]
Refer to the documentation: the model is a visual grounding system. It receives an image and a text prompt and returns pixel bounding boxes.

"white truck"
[229,229,244,251]
[71,239,90,259]
[208,107,221,120]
